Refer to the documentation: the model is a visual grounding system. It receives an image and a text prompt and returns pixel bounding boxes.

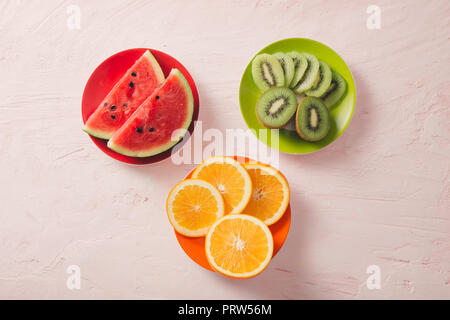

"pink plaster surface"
[0,0,449,299]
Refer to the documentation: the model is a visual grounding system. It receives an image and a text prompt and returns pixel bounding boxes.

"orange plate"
[174,156,291,271]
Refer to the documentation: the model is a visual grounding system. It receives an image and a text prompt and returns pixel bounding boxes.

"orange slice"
[205,214,274,278]
[243,163,290,225]
[192,156,252,214]
[166,179,224,237]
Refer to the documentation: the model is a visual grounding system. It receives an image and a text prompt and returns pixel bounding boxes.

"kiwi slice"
[273,52,295,87]
[305,60,332,97]
[295,97,331,141]
[294,53,320,93]
[286,51,308,88]
[256,87,297,128]
[252,54,285,92]
[322,71,347,108]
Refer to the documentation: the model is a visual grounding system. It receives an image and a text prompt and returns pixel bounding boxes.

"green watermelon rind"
[82,125,115,140]
[82,50,165,140]
[107,69,194,158]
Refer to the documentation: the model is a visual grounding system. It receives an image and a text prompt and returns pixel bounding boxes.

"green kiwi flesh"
[295,97,331,141]
[256,87,297,128]
[252,54,285,92]
[273,52,295,88]
[322,71,347,108]
[294,53,320,93]
[286,51,308,88]
[305,60,332,97]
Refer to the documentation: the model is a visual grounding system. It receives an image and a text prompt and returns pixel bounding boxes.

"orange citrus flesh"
[206,214,273,278]
[243,163,290,225]
[192,156,252,214]
[167,179,224,237]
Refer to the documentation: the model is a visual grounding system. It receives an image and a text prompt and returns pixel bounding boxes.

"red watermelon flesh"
[107,69,194,157]
[83,50,165,140]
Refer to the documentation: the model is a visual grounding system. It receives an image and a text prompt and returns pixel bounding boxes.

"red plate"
[174,156,292,272]
[81,48,199,164]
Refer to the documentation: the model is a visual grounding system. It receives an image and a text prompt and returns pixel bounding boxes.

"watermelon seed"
[149,127,154,132]
[104,102,108,107]
[156,96,160,100]
[129,81,134,88]
[123,104,128,108]
[110,105,116,111]
[131,72,137,77]
[136,127,143,133]
[111,115,116,120]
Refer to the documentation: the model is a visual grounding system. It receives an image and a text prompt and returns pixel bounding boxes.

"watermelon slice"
[83,50,165,140]
[107,69,194,157]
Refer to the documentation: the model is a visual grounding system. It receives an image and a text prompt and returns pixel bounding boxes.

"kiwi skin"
[295,97,331,141]
[255,87,297,129]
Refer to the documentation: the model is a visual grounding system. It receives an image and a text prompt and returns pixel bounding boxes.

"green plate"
[239,38,356,154]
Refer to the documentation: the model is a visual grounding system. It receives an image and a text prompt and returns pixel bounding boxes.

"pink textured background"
[0,0,449,299]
